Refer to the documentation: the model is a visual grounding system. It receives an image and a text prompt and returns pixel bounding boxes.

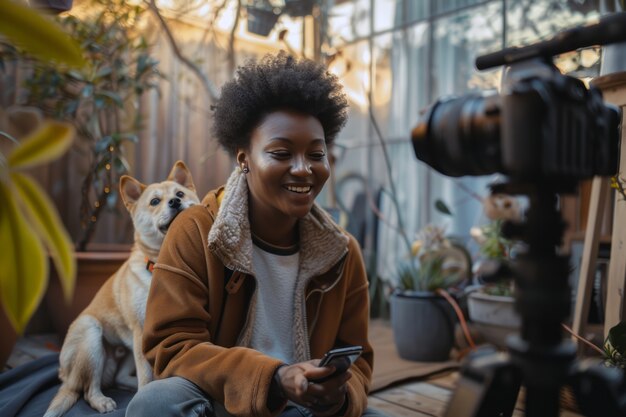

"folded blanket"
[0,354,134,417]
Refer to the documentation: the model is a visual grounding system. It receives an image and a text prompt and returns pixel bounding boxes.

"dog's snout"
[169,197,181,209]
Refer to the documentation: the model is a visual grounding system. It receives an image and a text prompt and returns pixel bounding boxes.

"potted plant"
[467,194,522,349]
[390,224,473,362]
[0,0,84,367]
[246,0,281,37]
[0,0,161,338]
[283,0,316,17]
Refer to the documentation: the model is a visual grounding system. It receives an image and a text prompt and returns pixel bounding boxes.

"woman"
[127,52,384,417]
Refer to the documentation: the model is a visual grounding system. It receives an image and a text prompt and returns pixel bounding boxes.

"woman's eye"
[270,151,290,158]
[176,191,184,198]
[150,198,161,206]
[310,152,326,160]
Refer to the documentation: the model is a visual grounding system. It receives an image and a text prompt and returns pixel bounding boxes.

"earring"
[241,164,249,174]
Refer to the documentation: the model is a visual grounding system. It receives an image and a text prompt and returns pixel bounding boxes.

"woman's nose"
[291,157,312,175]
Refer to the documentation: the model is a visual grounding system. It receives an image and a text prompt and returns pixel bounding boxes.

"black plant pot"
[246,6,280,37]
[284,0,315,17]
[390,290,457,362]
[30,0,73,14]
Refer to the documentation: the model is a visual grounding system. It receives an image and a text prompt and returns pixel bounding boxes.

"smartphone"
[312,345,363,382]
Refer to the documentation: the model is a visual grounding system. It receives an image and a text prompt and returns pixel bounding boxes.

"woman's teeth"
[287,185,311,193]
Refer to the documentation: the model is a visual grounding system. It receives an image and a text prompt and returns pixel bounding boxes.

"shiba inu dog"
[44,161,200,417]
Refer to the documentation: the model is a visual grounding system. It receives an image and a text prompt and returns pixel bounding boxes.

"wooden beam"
[591,72,626,337]
[571,176,610,351]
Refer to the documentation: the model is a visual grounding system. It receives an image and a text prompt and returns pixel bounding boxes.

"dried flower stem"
[561,323,604,356]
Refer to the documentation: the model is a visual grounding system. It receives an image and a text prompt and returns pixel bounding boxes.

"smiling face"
[237,110,330,231]
[120,161,200,251]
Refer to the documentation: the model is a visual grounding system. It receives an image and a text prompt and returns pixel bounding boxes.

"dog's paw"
[89,395,117,413]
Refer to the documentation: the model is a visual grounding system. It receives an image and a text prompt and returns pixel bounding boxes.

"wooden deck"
[368,372,584,417]
[5,333,584,417]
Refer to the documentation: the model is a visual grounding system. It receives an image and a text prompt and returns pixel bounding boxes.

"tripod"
[444,182,626,417]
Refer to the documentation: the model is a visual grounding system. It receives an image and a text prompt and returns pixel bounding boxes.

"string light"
[105,163,111,170]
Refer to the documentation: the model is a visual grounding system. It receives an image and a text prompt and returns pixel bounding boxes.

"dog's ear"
[120,175,146,209]
[168,160,196,192]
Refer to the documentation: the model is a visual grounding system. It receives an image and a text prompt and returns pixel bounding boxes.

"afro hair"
[212,51,349,155]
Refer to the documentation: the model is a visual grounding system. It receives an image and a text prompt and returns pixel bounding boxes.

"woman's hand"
[276,360,352,415]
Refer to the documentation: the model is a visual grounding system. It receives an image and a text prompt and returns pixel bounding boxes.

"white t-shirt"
[249,237,300,364]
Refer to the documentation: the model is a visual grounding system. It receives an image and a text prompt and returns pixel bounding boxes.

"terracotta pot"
[45,246,131,340]
[0,303,18,370]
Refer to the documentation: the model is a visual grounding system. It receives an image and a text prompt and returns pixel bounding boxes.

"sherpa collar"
[208,169,349,361]
[208,169,349,279]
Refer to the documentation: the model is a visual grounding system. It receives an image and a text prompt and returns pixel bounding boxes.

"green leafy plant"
[1,0,161,250]
[565,321,626,369]
[470,193,522,297]
[0,0,84,68]
[0,122,77,332]
[0,0,84,333]
[475,220,514,259]
[604,321,626,369]
[471,219,516,296]
[397,224,472,293]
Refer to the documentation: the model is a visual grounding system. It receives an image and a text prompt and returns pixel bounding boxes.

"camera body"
[412,57,621,183]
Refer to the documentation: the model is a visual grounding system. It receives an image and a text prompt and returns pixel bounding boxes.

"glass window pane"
[370,23,431,138]
[506,1,602,79]
[327,0,371,45]
[373,0,403,32]
[332,40,371,146]
[434,0,492,15]
[372,33,394,138]
[506,0,601,47]
[432,2,503,99]
[406,0,430,23]
[405,22,432,132]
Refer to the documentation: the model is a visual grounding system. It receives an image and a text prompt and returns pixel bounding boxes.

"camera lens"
[411,92,503,177]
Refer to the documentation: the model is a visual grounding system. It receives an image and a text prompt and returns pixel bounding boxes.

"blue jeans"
[126,377,389,417]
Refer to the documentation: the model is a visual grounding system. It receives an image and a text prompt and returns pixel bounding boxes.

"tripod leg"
[444,347,521,417]
[569,359,626,417]
[525,387,560,417]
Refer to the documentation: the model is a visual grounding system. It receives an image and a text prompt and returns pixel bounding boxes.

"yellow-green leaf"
[0,182,47,333]
[12,172,75,301]
[0,0,86,68]
[7,121,75,169]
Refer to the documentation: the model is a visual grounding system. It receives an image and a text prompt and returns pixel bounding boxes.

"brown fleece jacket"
[142,170,373,417]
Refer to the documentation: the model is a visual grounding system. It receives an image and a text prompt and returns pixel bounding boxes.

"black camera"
[411,16,624,183]
[413,15,626,417]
